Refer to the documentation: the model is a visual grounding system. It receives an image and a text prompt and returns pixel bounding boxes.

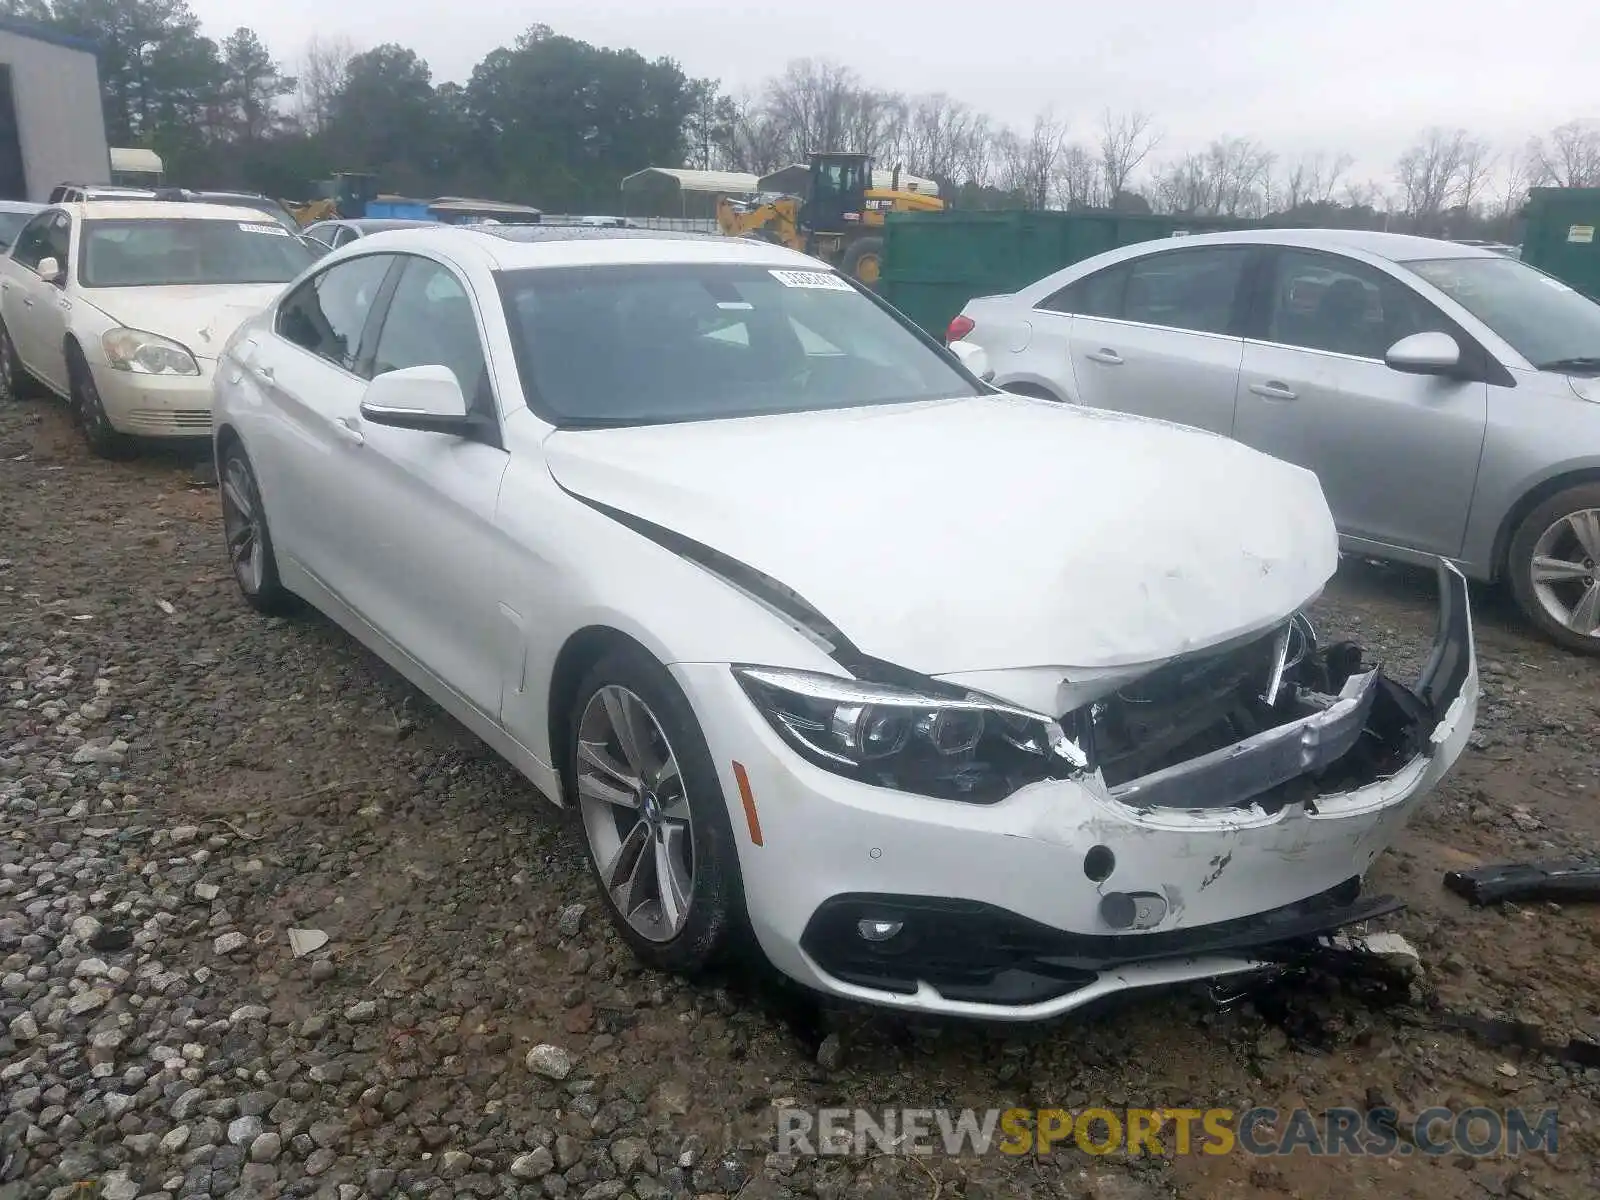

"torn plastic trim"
[1105,559,1473,812]
[1108,667,1379,811]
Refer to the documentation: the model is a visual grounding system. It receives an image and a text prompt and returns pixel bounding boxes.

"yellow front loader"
[717,152,943,287]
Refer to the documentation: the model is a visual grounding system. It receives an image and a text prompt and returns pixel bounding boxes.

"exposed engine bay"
[1065,610,1446,814]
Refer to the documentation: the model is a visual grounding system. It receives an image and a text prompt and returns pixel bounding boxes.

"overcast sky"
[189,0,1597,182]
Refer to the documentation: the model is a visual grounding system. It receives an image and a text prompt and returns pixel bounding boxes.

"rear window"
[497,262,983,426]
[79,218,314,287]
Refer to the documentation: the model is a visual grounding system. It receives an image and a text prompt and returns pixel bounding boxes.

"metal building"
[0,17,110,202]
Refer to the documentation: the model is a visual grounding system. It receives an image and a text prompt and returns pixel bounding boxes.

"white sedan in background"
[0,200,316,457]
[211,225,1476,1020]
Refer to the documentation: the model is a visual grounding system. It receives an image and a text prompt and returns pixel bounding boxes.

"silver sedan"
[951,229,1600,654]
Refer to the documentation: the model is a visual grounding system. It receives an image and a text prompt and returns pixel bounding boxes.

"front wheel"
[565,645,747,974]
[0,320,34,401]
[841,235,884,289]
[218,441,294,615]
[67,349,135,460]
[1507,483,1600,655]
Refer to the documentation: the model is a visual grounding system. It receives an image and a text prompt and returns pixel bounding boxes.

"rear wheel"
[841,236,884,288]
[566,645,747,974]
[1507,483,1600,655]
[67,347,135,460]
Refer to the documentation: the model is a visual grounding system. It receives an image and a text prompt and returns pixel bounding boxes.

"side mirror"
[949,338,994,382]
[359,365,473,435]
[1385,331,1461,376]
[35,256,63,285]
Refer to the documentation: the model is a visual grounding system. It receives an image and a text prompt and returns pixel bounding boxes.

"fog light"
[856,918,904,942]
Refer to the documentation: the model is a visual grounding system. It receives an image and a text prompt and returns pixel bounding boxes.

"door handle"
[21,296,33,308]
[1249,381,1298,401]
[253,364,274,382]
[1086,348,1123,365]
[333,417,364,447]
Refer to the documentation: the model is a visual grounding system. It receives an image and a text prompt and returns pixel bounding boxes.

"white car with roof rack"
[0,199,317,456]
[208,222,1477,1020]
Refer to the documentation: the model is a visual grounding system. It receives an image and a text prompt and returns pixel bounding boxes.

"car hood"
[84,284,286,360]
[543,395,1340,675]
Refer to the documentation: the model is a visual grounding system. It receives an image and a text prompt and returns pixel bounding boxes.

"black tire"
[218,440,294,615]
[564,644,749,975]
[0,319,35,401]
[841,235,884,289]
[1506,481,1600,656]
[67,347,135,460]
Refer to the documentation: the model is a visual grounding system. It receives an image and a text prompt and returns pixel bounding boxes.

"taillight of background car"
[946,314,974,344]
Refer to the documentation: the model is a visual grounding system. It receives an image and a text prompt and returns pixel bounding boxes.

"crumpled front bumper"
[684,561,1478,1021]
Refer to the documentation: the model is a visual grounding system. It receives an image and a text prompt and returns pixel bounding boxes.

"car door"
[1059,244,1254,434]
[23,210,75,393]
[1233,247,1489,558]
[243,252,398,588]
[330,252,512,716]
[2,209,68,387]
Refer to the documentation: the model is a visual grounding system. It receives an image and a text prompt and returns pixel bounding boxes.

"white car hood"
[85,284,284,361]
[543,395,1340,675]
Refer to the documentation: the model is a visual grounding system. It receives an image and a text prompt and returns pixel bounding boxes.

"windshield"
[498,263,982,426]
[79,218,314,288]
[0,211,32,249]
[1404,255,1600,371]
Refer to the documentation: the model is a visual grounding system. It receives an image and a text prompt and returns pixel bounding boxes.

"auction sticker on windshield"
[239,222,290,236]
[770,269,853,291]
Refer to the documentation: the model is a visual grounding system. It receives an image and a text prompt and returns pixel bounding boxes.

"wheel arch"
[546,624,660,797]
[1491,466,1600,581]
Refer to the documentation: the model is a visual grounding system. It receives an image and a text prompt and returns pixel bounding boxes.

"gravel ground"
[3,397,1599,1200]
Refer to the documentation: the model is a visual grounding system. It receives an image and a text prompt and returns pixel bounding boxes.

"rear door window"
[1122,248,1250,335]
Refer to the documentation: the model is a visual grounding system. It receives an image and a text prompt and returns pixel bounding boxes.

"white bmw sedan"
[212,225,1478,1020]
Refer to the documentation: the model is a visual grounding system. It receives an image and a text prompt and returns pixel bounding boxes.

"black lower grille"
[799,879,1399,1006]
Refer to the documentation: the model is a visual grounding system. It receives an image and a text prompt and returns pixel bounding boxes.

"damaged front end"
[788,562,1477,1015]
[1070,559,1475,817]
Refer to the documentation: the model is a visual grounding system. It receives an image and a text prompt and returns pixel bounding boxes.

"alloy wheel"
[1530,508,1600,641]
[0,329,13,397]
[221,456,266,595]
[575,685,695,943]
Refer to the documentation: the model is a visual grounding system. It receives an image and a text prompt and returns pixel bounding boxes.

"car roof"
[63,200,297,224]
[347,219,436,231]
[349,223,820,271]
[1128,227,1496,263]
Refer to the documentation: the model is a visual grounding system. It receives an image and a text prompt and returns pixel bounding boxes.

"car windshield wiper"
[1536,356,1600,375]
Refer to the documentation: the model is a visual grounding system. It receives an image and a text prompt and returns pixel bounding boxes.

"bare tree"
[1051,143,1102,209]
[1097,109,1159,206]
[1154,136,1274,216]
[1527,120,1600,187]
[761,59,899,164]
[720,92,789,174]
[1456,138,1496,213]
[1395,128,1489,230]
[1279,150,1354,209]
[1491,148,1531,219]
[897,94,992,185]
[296,34,356,134]
[996,110,1067,208]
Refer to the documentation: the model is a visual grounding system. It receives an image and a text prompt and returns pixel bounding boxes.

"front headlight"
[733,665,1085,804]
[102,328,201,376]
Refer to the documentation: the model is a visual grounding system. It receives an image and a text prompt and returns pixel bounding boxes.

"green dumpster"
[879,210,1261,338]
[1520,187,1600,299]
